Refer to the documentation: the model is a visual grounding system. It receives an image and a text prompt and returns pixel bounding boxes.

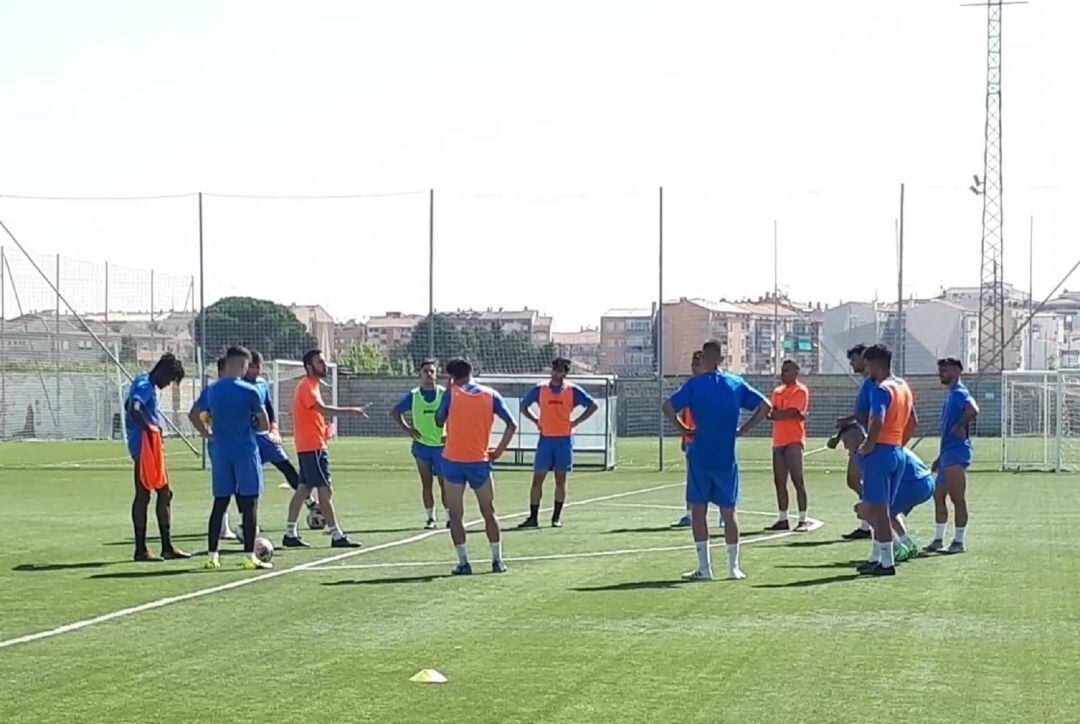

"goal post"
[475,373,618,470]
[1001,369,1080,472]
[267,359,339,439]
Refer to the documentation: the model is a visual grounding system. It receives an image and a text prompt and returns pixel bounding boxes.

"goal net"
[475,374,617,470]
[266,359,339,440]
[1001,370,1080,472]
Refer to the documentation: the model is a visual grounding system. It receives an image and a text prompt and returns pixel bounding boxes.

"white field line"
[0,481,680,651]
[303,513,825,573]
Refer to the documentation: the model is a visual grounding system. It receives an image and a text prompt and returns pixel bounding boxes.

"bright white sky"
[1,0,1078,332]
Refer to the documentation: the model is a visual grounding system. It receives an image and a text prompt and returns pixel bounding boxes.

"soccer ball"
[307,509,326,530]
[254,537,274,563]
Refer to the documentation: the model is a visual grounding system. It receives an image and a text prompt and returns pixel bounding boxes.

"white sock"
[880,540,895,568]
[935,523,947,541]
[330,525,345,540]
[777,509,788,522]
[726,543,740,571]
[285,522,298,537]
[455,543,469,566]
[954,527,967,543]
[426,507,435,521]
[685,506,692,517]
[859,520,871,532]
[798,510,807,523]
[208,551,220,563]
[221,511,231,531]
[695,540,711,572]
[900,534,915,549]
[868,541,881,563]
[246,551,257,562]
[490,541,503,563]
[444,508,452,522]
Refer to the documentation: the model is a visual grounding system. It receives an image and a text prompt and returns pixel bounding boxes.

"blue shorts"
[298,450,332,488]
[687,460,739,509]
[412,442,444,476]
[857,445,904,506]
[939,445,972,470]
[256,433,290,466]
[210,449,264,498]
[534,436,573,472]
[441,460,492,490]
[892,475,935,517]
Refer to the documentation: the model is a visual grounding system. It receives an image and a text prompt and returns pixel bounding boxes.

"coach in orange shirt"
[765,359,811,532]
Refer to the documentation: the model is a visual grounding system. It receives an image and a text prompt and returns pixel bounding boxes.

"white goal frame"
[475,373,617,471]
[1001,369,1080,472]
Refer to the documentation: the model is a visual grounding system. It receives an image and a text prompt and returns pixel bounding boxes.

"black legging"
[208,494,259,553]
[132,461,173,554]
[274,460,301,490]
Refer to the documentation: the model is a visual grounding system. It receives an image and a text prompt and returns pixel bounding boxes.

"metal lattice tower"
[976,0,1006,373]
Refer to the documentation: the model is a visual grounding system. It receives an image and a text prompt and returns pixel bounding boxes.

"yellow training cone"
[410,669,448,684]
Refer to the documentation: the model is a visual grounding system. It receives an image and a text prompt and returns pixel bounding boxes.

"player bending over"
[828,344,876,540]
[840,423,933,564]
[200,346,272,570]
[854,344,917,576]
[437,358,516,575]
[125,352,189,562]
[766,359,811,532]
[664,339,771,581]
[391,358,450,529]
[927,356,979,554]
[281,349,369,549]
[517,357,598,529]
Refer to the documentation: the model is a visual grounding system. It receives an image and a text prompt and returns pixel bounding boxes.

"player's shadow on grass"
[14,561,120,572]
[781,539,850,549]
[572,579,686,592]
[774,561,866,570]
[322,574,448,586]
[104,533,205,546]
[752,573,861,589]
[88,569,208,580]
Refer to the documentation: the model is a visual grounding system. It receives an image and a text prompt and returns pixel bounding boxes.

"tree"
[194,297,317,361]
[404,315,557,374]
[337,342,411,375]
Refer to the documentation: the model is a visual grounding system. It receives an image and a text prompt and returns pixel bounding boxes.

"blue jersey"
[855,376,875,419]
[394,387,440,413]
[435,382,515,426]
[125,373,161,459]
[900,447,932,486]
[206,378,264,455]
[245,375,274,428]
[667,371,767,472]
[940,381,975,452]
[520,383,595,410]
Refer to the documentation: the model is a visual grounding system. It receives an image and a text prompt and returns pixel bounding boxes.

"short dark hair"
[937,356,963,371]
[420,358,438,369]
[446,358,472,381]
[149,352,185,383]
[691,350,703,361]
[249,350,263,366]
[225,345,251,361]
[552,357,572,372]
[862,343,892,365]
[782,359,799,370]
[302,349,322,369]
[846,344,867,359]
[215,356,227,375]
[702,339,724,357]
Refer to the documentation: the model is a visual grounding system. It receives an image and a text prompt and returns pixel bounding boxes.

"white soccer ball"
[254,537,274,563]
[307,509,326,530]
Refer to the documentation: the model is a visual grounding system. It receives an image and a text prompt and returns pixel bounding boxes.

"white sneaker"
[681,568,714,581]
[727,568,747,580]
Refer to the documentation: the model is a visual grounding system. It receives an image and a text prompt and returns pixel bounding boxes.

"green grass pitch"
[0,436,1078,723]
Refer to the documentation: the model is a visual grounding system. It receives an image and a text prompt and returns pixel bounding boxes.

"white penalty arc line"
[303,515,825,573]
[0,481,680,651]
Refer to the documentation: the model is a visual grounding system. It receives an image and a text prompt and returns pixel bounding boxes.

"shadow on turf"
[88,569,211,580]
[781,539,851,549]
[601,527,768,539]
[323,574,449,586]
[14,561,121,572]
[104,533,206,546]
[752,573,861,588]
[571,579,688,592]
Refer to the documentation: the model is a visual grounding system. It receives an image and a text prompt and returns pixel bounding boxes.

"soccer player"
[125,352,189,562]
[829,344,875,540]
[391,358,450,529]
[242,351,304,490]
[517,357,598,529]
[188,355,239,541]
[927,356,979,554]
[671,351,704,528]
[281,349,370,549]
[436,358,517,575]
[855,343,917,576]
[663,339,771,581]
[766,359,811,532]
[840,423,934,564]
[198,346,272,570]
